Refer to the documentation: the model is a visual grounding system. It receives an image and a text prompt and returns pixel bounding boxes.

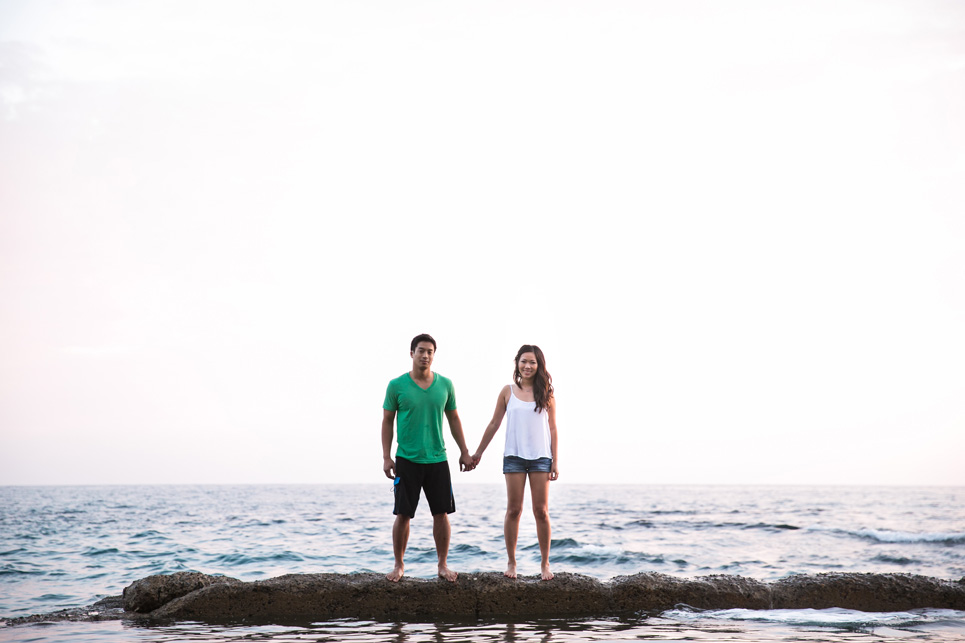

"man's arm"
[382,409,397,479]
[444,409,475,472]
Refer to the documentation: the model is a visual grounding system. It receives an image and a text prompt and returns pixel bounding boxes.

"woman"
[472,345,558,581]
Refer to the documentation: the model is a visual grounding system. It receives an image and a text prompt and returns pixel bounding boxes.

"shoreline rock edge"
[130,571,965,622]
[6,571,964,626]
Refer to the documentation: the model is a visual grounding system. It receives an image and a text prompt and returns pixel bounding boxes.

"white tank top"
[503,386,553,460]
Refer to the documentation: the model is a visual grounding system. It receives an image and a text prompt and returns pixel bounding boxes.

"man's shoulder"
[434,373,455,389]
[387,373,411,388]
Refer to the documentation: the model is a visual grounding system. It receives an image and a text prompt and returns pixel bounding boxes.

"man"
[382,333,474,582]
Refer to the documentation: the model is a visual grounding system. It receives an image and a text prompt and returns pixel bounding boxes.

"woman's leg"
[504,472,527,578]
[529,471,553,580]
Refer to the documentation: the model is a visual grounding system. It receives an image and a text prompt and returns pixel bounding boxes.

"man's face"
[411,342,435,370]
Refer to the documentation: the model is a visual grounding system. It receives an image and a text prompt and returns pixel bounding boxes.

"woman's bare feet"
[386,564,405,582]
[504,562,517,579]
[438,564,458,582]
[540,563,554,581]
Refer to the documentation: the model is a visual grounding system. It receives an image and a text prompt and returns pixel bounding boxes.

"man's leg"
[424,460,457,582]
[433,512,457,581]
[387,513,410,582]
[388,457,418,582]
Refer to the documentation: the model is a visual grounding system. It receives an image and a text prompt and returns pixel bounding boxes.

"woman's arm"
[472,386,510,465]
[547,396,559,481]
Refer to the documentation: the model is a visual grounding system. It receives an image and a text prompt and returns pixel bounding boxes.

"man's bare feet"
[540,563,554,581]
[386,565,404,582]
[504,562,517,579]
[438,564,458,582]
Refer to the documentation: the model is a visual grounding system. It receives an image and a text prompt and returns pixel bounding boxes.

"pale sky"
[1,0,964,486]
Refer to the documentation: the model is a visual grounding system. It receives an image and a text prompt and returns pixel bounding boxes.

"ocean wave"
[519,538,580,552]
[0,548,27,557]
[662,606,965,629]
[128,549,177,559]
[36,593,76,602]
[10,534,40,541]
[811,527,965,545]
[546,545,670,567]
[129,530,169,540]
[0,566,45,577]
[128,559,190,575]
[81,547,120,557]
[755,523,800,531]
[872,554,920,565]
[648,510,699,516]
[450,544,488,556]
[856,529,965,545]
[714,522,802,532]
[646,519,803,533]
[208,551,306,566]
[516,537,680,567]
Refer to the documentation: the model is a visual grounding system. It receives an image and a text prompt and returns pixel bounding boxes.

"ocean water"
[2,484,964,641]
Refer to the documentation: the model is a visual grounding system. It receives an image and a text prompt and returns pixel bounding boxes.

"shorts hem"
[503,455,553,474]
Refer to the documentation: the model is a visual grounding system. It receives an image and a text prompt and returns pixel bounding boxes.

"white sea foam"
[807,525,965,544]
[853,529,965,544]
[662,606,965,628]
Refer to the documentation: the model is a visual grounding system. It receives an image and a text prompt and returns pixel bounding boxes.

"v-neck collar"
[407,371,436,392]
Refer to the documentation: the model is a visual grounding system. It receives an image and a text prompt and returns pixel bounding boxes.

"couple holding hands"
[381,334,559,583]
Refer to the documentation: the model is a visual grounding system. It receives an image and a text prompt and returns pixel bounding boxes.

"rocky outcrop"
[770,572,965,611]
[122,571,242,613]
[3,595,125,626]
[7,571,964,626]
[124,571,965,622]
[610,572,772,611]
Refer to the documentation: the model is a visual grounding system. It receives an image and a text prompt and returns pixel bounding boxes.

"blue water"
[2,484,964,641]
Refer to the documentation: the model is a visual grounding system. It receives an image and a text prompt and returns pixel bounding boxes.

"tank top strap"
[509,383,527,405]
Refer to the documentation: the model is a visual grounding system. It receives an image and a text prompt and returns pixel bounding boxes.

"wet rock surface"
[771,572,965,611]
[3,595,125,626]
[6,571,965,626]
[134,571,965,622]
[610,572,772,611]
[123,570,243,613]
[471,572,608,618]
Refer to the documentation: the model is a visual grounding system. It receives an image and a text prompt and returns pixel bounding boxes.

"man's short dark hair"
[410,333,437,352]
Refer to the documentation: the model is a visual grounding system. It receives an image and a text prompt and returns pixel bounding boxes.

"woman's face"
[517,352,539,379]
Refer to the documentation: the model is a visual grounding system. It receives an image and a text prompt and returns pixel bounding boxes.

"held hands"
[459,452,476,472]
[383,457,396,480]
[469,447,486,471]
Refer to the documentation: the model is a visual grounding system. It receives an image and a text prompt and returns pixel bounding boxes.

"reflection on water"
[4,613,965,643]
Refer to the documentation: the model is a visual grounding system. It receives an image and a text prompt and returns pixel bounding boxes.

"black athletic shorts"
[393,456,455,518]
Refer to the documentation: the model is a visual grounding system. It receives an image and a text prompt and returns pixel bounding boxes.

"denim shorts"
[503,455,553,474]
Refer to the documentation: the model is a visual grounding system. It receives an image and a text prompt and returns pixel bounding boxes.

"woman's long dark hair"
[513,345,554,413]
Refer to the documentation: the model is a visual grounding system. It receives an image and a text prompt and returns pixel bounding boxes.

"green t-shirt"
[383,372,457,464]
